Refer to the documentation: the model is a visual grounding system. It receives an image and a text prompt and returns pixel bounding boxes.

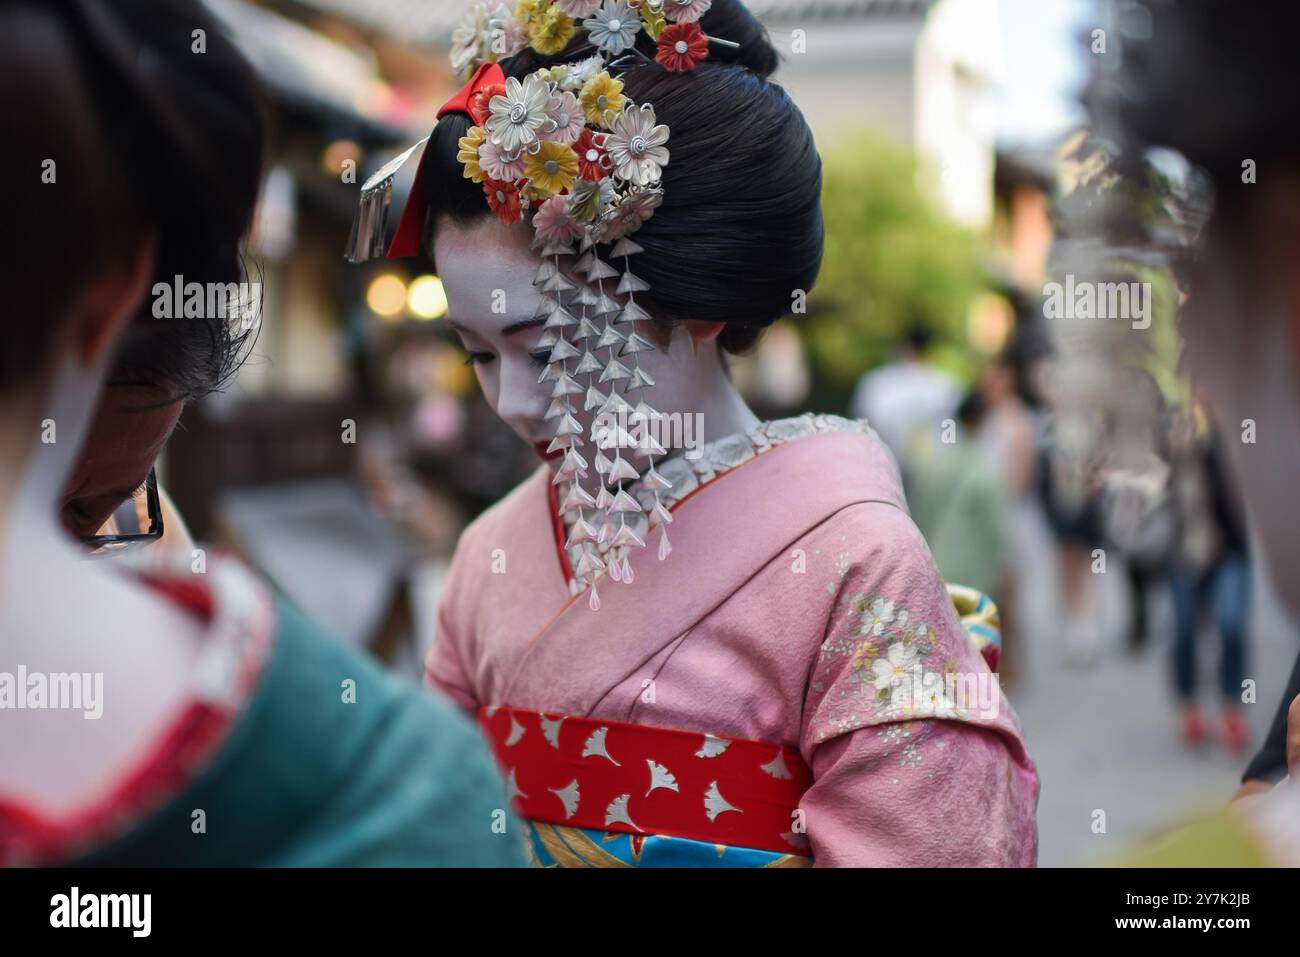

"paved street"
[1009,530,1296,866]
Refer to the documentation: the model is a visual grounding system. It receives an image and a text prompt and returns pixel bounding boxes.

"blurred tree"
[804,130,984,411]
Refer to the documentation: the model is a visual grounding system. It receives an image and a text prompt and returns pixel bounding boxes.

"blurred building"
[284,0,935,142]
[914,0,1000,230]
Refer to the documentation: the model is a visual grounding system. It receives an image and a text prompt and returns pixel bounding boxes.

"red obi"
[478,706,814,856]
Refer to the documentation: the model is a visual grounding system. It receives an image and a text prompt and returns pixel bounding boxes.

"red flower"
[483,177,522,224]
[469,82,507,127]
[573,128,611,180]
[656,22,708,72]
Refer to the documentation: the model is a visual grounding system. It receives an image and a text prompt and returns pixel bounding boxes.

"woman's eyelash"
[462,348,548,369]
[458,349,549,368]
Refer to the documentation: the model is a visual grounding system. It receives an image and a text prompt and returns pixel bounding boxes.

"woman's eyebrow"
[501,316,547,336]
[447,315,545,337]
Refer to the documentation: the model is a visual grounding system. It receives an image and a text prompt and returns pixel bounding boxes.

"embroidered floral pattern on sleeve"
[807,581,1006,750]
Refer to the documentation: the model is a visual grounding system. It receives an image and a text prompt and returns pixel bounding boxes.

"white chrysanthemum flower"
[560,54,606,92]
[604,104,670,186]
[486,73,556,153]
[584,0,642,55]
[450,2,492,75]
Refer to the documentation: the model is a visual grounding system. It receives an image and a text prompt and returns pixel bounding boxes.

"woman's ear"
[680,320,725,359]
[69,230,159,369]
[686,320,725,351]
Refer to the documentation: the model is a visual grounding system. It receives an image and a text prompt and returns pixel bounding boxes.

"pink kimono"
[428,419,1039,866]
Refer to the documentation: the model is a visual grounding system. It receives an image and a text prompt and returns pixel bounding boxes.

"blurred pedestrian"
[849,322,962,486]
[974,350,1043,682]
[1037,435,1106,666]
[909,391,1015,683]
[1165,426,1252,751]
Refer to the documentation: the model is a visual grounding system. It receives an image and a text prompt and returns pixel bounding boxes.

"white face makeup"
[433,215,734,469]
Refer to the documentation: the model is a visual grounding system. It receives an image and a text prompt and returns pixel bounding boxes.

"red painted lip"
[533,441,563,462]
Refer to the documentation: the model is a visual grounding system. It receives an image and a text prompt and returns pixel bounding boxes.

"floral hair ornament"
[346,0,740,610]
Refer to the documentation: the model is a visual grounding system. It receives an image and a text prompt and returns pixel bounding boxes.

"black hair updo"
[421,0,824,355]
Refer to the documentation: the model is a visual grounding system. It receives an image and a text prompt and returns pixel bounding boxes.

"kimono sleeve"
[798,503,1039,866]
[424,544,480,714]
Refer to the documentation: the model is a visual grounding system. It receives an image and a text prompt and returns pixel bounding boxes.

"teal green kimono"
[44,561,527,868]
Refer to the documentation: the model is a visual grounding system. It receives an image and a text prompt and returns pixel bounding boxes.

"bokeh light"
[407,275,448,320]
[366,274,407,319]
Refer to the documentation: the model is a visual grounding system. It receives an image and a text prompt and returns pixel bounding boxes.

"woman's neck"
[654,339,760,465]
[693,374,761,447]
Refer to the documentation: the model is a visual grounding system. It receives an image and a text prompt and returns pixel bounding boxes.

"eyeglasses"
[79,467,165,556]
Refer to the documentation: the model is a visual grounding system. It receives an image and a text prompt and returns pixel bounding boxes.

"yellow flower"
[529,6,574,55]
[515,0,544,28]
[850,640,881,672]
[457,126,487,183]
[522,182,553,203]
[640,4,666,40]
[579,71,626,128]
[524,141,578,195]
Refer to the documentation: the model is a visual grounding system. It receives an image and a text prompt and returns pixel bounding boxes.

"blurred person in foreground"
[1078,0,1300,865]
[0,0,521,867]
[1239,655,1300,797]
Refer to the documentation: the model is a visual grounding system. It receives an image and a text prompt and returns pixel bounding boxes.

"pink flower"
[661,0,711,24]
[556,0,602,16]
[478,136,527,181]
[542,90,586,146]
[533,194,586,243]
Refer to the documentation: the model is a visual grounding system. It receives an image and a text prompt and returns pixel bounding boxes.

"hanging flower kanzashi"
[435,0,731,607]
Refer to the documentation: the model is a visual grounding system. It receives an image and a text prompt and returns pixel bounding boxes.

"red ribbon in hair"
[386,62,508,259]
